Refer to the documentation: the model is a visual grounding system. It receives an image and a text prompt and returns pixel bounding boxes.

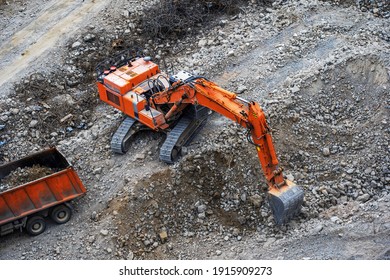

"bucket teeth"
[268,185,304,225]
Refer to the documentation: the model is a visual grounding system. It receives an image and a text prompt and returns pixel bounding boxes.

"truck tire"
[50,204,72,224]
[26,216,46,236]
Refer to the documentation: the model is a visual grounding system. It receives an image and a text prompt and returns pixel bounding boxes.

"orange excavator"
[96,53,304,224]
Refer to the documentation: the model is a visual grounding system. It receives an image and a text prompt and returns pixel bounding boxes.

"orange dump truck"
[0,148,86,236]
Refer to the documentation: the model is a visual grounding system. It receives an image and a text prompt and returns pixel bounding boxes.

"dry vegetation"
[140,0,272,39]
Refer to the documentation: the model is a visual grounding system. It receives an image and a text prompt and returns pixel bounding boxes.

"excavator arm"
[152,74,304,224]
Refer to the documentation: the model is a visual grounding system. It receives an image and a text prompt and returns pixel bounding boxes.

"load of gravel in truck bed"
[0,165,55,192]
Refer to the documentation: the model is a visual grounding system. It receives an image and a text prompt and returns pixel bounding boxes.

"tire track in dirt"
[0,0,107,89]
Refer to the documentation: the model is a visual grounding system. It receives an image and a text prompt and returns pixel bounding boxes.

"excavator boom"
[152,74,304,224]
[96,57,304,224]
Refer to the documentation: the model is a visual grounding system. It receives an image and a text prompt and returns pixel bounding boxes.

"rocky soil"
[0,0,389,260]
[0,164,54,191]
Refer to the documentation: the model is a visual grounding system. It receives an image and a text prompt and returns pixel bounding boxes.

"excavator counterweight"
[96,55,304,225]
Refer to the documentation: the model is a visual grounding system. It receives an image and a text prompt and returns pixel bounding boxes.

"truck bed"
[0,148,86,226]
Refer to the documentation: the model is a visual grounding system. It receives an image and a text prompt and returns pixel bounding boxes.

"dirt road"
[0,0,107,89]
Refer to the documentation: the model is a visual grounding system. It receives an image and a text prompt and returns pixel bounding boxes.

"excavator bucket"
[267,180,304,225]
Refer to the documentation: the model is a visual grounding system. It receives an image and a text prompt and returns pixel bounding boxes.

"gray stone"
[92,167,102,175]
[286,174,295,182]
[322,147,330,156]
[10,108,19,115]
[357,194,370,203]
[346,168,355,174]
[263,237,276,248]
[237,85,247,94]
[198,212,206,219]
[123,10,130,18]
[71,41,82,49]
[364,167,372,174]
[88,235,95,243]
[291,85,300,93]
[100,229,109,236]
[83,34,96,42]
[198,39,207,48]
[249,194,263,207]
[313,224,323,234]
[135,153,145,160]
[228,50,235,57]
[330,216,341,223]
[181,146,188,156]
[197,204,207,213]
[127,251,134,260]
[29,120,38,128]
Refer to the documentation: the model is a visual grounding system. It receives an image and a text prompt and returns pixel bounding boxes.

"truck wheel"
[26,216,46,236]
[50,204,72,224]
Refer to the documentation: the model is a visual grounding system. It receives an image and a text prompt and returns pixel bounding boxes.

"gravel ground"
[0,0,389,260]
